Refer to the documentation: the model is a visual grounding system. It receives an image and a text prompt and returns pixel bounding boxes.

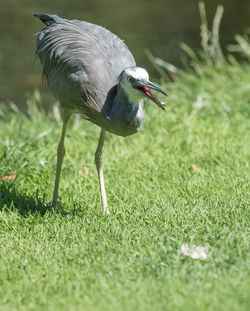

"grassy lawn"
[0,57,249,310]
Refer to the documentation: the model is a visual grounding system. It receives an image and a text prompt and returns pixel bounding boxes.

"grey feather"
[34,13,146,136]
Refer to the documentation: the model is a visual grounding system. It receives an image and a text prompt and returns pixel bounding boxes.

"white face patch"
[123,67,149,81]
[119,67,150,104]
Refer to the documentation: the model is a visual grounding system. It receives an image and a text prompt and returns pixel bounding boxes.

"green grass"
[0,59,249,310]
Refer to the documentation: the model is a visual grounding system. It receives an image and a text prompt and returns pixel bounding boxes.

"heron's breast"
[104,103,145,137]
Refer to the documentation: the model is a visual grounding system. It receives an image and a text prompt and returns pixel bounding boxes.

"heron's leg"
[95,129,109,214]
[51,109,72,211]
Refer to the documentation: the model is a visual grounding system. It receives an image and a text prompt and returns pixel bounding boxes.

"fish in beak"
[133,80,168,111]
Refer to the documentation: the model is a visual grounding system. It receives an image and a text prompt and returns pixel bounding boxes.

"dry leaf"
[181,244,209,260]
[1,173,17,181]
[192,164,201,173]
[79,167,93,177]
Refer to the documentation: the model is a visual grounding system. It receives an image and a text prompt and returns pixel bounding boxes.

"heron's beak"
[134,80,168,111]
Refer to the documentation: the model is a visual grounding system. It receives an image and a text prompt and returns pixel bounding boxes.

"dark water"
[0,0,249,109]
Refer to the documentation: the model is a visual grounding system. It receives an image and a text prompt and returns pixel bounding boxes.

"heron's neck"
[111,86,143,118]
[107,85,144,136]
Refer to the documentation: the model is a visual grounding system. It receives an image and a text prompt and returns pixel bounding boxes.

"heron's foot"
[103,205,110,215]
[50,203,59,213]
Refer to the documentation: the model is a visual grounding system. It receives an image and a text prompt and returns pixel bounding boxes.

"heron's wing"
[34,14,136,118]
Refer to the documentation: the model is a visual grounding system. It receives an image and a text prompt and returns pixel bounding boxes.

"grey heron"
[34,13,167,213]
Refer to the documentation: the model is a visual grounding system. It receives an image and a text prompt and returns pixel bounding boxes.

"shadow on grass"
[0,180,53,216]
[0,181,91,217]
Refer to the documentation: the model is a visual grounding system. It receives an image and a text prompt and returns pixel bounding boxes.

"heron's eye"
[127,76,134,83]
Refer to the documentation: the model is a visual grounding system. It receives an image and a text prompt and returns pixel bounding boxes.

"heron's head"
[119,67,167,110]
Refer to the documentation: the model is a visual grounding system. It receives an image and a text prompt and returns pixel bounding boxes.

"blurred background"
[0,0,249,110]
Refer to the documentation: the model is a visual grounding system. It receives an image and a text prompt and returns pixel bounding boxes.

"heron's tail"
[33,13,65,25]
